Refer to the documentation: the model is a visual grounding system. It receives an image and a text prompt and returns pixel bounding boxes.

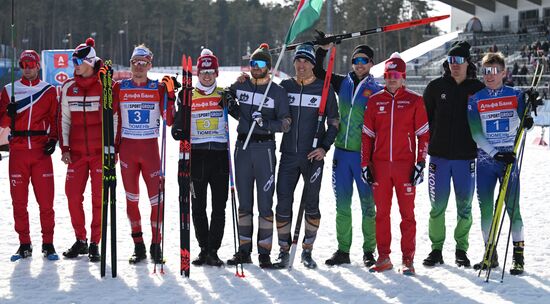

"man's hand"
[523,115,534,130]
[307,148,326,161]
[61,151,72,164]
[7,103,17,119]
[237,72,250,83]
[361,166,375,185]
[410,161,426,186]
[43,139,57,155]
[252,111,264,127]
[494,152,516,165]
[162,75,181,94]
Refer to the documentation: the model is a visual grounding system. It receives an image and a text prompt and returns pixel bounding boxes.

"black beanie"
[448,40,471,58]
[352,44,374,59]
[251,43,272,69]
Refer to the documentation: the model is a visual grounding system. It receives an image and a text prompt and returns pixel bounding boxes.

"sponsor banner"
[41,49,74,87]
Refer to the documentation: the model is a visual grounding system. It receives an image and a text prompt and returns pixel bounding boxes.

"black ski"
[179,55,193,277]
[100,61,117,278]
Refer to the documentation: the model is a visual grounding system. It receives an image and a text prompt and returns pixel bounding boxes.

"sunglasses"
[447,56,466,65]
[384,71,403,80]
[131,59,151,67]
[199,69,216,75]
[352,57,370,65]
[72,57,85,66]
[19,61,38,69]
[482,66,503,75]
[249,60,267,69]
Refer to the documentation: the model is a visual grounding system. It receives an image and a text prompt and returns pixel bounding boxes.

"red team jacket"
[0,77,58,150]
[361,86,430,166]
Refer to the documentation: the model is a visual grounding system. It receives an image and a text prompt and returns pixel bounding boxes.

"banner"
[41,49,74,86]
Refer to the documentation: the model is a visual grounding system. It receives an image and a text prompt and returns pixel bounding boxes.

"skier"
[361,52,429,275]
[112,45,176,264]
[467,52,532,275]
[422,41,485,268]
[314,42,382,267]
[172,49,227,267]
[0,50,59,261]
[273,42,339,269]
[225,43,291,268]
[59,38,114,262]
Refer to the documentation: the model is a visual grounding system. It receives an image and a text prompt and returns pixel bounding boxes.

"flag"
[285,0,324,44]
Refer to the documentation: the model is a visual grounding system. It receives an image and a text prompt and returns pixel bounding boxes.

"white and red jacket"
[0,77,58,150]
[59,75,117,157]
[361,86,429,166]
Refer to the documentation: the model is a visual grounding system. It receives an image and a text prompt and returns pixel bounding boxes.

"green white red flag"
[285,0,324,44]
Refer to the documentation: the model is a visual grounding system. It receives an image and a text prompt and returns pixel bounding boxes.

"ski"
[288,46,337,270]
[99,60,117,278]
[179,55,193,277]
[480,60,544,281]
[242,15,449,59]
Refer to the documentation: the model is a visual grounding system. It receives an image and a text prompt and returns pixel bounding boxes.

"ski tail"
[288,47,336,269]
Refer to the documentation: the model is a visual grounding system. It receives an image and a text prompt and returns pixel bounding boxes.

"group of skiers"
[0,37,532,276]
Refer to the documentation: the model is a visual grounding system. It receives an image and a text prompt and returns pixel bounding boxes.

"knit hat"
[19,50,40,65]
[352,44,374,59]
[384,52,406,79]
[448,40,471,58]
[294,42,316,66]
[197,48,219,75]
[73,37,99,66]
[251,43,272,69]
[131,45,153,61]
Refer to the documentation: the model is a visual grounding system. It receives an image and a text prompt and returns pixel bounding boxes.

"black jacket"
[423,76,485,159]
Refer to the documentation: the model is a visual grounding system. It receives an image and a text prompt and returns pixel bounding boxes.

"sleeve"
[112,81,122,148]
[313,47,345,94]
[59,82,72,153]
[263,86,291,133]
[159,83,175,126]
[46,86,59,141]
[361,101,375,167]
[320,87,340,152]
[415,95,430,163]
[467,95,497,157]
[423,81,436,137]
[0,88,10,128]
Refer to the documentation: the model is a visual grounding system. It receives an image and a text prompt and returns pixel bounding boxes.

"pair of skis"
[479,60,544,282]
[100,61,117,278]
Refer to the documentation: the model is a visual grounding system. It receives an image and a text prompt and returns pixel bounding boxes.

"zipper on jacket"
[27,94,34,149]
[250,83,258,132]
[295,82,304,153]
[390,93,395,162]
[344,77,369,149]
[408,132,412,152]
[82,94,90,156]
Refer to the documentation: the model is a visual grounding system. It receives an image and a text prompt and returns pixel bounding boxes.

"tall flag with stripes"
[285,0,324,44]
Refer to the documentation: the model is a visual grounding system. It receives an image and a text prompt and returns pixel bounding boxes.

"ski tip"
[182,55,187,68]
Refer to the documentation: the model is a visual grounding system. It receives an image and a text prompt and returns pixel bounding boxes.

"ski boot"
[42,244,59,261]
[301,249,317,269]
[325,250,350,266]
[227,251,252,266]
[259,254,274,269]
[88,243,100,262]
[129,242,147,264]
[455,249,471,267]
[150,243,164,264]
[510,242,524,275]
[401,258,415,276]
[474,250,499,270]
[423,249,444,266]
[192,248,208,266]
[11,244,33,262]
[363,251,376,267]
[369,256,393,273]
[272,250,290,269]
[206,250,224,267]
[63,239,88,258]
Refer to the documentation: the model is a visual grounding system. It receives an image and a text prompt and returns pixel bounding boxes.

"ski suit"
[60,75,115,244]
[113,79,174,245]
[361,86,429,261]
[276,78,339,251]
[423,76,485,251]
[0,77,58,244]
[314,47,381,253]
[467,86,525,243]
[229,79,290,255]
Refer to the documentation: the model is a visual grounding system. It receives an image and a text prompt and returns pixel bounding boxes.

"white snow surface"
[1,75,550,303]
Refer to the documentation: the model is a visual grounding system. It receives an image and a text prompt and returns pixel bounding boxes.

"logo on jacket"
[363,89,372,97]
[309,97,318,106]
[72,87,79,94]
[239,93,249,102]
[440,93,446,100]
[288,95,296,104]
[379,106,385,111]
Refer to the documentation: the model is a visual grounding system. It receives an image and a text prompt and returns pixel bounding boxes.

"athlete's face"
[74,61,94,77]
[294,58,314,79]
[20,61,39,82]
[449,60,468,80]
[198,70,216,87]
[482,63,506,90]
[384,72,404,93]
[130,56,152,81]
[250,66,269,80]
[351,54,373,79]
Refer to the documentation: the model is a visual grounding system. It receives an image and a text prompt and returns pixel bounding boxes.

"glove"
[43,139,57,155]
[162,75,181,94]
[7,103,17,119]
[410,161,425,186]
[252,111,264,127]
[361,166,375,185]
[171,125,184,141]
[523,115,534,130]
[494,152,516,165]
[219,89,237,107]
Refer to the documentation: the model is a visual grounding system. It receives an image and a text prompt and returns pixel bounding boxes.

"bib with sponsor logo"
[476,95,519,147]
[191,88,226,144]
[119,79,161,139]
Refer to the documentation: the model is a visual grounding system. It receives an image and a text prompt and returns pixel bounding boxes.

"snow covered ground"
[1,116,550,302]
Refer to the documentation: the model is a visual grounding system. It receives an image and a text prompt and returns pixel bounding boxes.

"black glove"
[219,89,239,118]
[410,161,426,186]
[7,103,17,119]
[523,115,534,130]
[171,103,184,141]
[43,139,57,155]
[361,166,375,185]
[494,152,516,165]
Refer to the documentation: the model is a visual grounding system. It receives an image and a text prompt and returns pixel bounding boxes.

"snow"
[1,72,550,303]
